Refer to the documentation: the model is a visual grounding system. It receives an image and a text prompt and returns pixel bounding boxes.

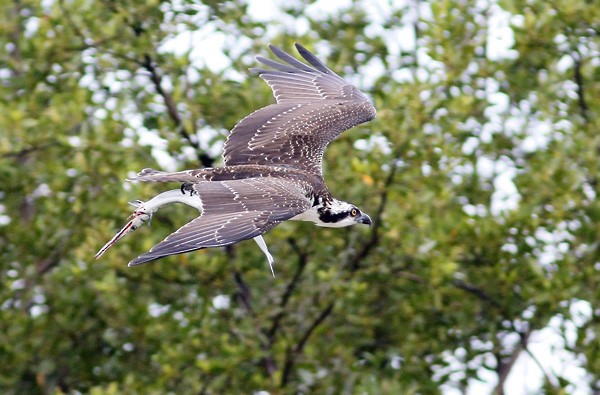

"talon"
[180,182,195,196]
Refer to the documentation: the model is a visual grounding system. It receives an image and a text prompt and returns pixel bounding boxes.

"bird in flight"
[95,43,376,275]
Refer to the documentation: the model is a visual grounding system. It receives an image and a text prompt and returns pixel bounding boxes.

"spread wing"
[222,43,376,176]
[128,178,312,266]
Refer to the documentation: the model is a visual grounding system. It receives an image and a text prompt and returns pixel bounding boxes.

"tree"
[1,0,599,393]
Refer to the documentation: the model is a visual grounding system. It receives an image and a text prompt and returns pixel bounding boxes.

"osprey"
[95,43,376,275]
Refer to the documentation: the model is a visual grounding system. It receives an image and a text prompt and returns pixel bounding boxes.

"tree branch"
[572,52,589,123]
[266,238,309,341]
[493,327,532,395]
[280,301,335,387]
[254,239,310,378]
[232,269,253,313]
[348,159,399,271]
[295,302,335,353]
[59,0,215,168]
[393,265,506,312]
[9,0,24,77]
[140,54,214,168]
[452,278,503,309]
[1,141,60,160]
[522,343,559,390]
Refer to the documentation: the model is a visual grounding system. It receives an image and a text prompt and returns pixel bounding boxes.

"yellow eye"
[351,208,358,217]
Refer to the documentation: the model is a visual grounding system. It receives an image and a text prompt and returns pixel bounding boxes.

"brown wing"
[222,43,376,176]
[128,177,311,266]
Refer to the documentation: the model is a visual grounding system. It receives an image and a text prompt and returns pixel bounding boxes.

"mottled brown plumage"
[222,44,376,175]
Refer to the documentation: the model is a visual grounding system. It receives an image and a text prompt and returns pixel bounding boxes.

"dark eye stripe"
[318,207,350,223]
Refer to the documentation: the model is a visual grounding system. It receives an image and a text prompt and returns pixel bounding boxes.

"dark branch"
[266,238,308,341]
[393,267,505,311]
[572,50,589,123]
[9,0,23,77]
[1,141,59,160]
[233,269,253,313]
[59,0,215,168]
[295,301,335,353]
[257,239,310,378]
[348,160,399,271]
[141,55,214,167]
[280,301,335,387]
[452,278,503,309]
[493,328,531,395]
[522,342,559,390]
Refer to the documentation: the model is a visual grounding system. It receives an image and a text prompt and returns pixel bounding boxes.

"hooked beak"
[358,213,372,226]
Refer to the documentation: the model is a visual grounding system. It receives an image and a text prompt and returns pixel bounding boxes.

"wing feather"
[128,178,311,266]
[222,43,376,175]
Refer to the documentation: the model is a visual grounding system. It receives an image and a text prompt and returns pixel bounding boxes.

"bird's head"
[316,199,372,228]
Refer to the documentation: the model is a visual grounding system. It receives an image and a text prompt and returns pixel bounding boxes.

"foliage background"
[1,0,599,393]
